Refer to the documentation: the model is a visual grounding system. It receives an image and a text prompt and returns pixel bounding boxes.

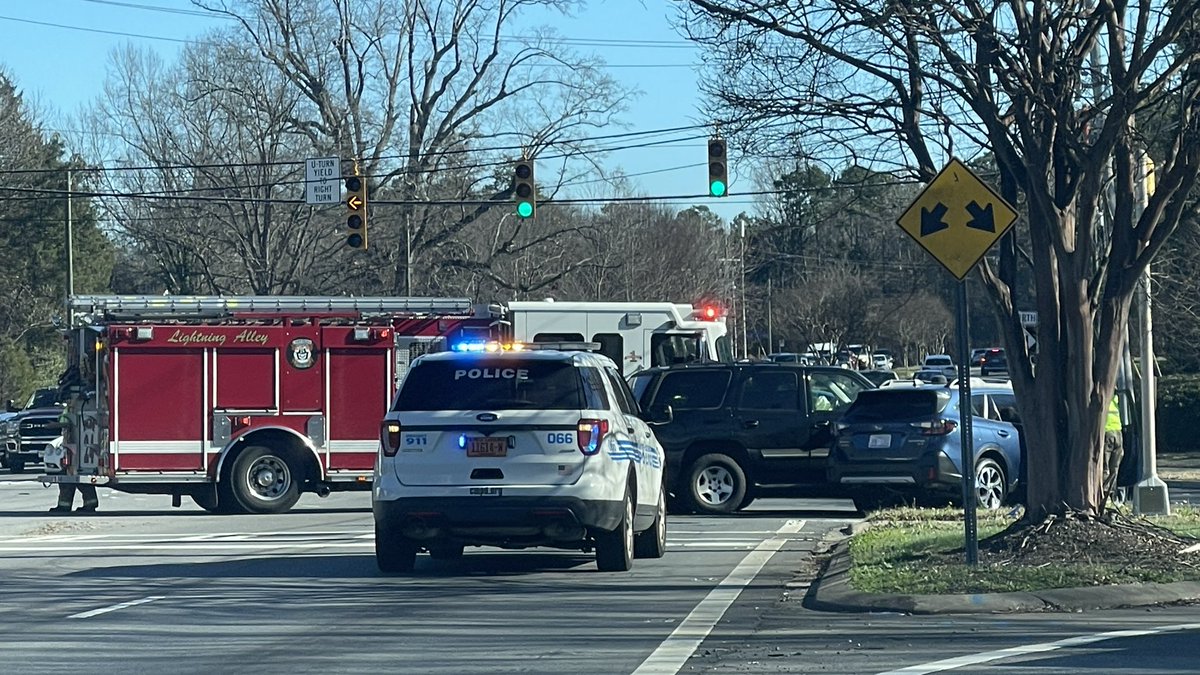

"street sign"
[897,158,1019,280]
[1019,310,1037,327]
[305,156,340,205]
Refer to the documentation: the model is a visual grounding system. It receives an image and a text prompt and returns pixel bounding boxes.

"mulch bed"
[969,512,1200,572]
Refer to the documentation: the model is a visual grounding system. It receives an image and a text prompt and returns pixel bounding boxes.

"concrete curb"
[806,542,1200,614]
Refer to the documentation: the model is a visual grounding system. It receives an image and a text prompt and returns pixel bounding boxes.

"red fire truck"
[42,295,484,514]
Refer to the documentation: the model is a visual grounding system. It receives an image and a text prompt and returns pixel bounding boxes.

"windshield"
[925,356,952,366]
[393,359,585,411]
[26,388,61,409]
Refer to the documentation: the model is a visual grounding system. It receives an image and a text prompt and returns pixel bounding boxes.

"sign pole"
[955,280,978,565]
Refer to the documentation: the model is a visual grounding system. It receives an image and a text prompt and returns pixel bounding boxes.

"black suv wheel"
[684,453,747,515]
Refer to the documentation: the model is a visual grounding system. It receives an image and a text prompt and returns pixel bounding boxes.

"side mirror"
[642,403,674,426]
[5,399,17,413]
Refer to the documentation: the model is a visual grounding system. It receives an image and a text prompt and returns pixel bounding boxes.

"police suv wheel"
[230,446,301,514]
[595,491,634,572]
[633,486,667,559]
[685,453,747,515]
[376,522,418,574]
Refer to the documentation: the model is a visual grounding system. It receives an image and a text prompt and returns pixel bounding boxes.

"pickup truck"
[2,388,63,473]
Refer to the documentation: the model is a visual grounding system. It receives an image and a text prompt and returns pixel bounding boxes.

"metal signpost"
[897,158,1019,565]
[305,156,341,205]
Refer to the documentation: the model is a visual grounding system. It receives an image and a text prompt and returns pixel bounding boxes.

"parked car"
[629,362,874,514]
[979,348,1008,376]
[859,369,898,387]
[871,353,894,370]
[767,352,816,365]
[828,379,1023,511]
[969,348,990,367]
[921,354,958,380]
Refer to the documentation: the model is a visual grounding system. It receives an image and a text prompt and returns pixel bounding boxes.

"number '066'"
[546,432,573,444]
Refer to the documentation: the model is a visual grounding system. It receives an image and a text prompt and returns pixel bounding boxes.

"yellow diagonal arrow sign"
[347,194,364,210]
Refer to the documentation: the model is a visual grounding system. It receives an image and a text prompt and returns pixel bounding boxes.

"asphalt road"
[3,473,1200,674]
[0,476,858,675]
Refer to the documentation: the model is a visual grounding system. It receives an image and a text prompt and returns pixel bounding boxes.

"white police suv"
[373,343,670,573]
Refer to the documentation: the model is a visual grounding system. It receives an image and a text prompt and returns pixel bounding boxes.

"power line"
[71,0,700,49]
[0,124,731,176]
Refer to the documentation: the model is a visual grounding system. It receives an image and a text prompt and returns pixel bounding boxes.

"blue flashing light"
[458,434,467,449]
[452,341,488,352]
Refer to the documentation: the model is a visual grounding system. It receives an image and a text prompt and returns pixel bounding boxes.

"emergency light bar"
[69,295,474,322]
[450,341,600,353]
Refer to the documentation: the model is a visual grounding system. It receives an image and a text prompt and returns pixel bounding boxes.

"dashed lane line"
[632,519,807,675]
[877,623,1200,674]
[69,596,165,619]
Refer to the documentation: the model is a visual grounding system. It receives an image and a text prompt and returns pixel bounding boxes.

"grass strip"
[848,505,1200,595]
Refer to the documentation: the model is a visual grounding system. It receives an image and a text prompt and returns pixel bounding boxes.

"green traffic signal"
[517,201,534,218]
[709,180,727,197]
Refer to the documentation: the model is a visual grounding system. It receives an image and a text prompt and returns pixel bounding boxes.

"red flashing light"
[703,306,717,319]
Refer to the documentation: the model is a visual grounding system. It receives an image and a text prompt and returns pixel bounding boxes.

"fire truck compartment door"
[114,348,206,470]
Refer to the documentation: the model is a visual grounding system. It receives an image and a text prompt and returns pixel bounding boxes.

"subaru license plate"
[868,434,891,449]
[467,436,508,457]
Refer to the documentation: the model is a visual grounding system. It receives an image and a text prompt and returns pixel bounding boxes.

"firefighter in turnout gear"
[48,350,99,514]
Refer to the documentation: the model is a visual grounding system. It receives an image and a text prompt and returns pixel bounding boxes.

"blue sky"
[0,0,747,220]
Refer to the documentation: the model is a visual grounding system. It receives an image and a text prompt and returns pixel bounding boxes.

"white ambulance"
[499,300,733,377]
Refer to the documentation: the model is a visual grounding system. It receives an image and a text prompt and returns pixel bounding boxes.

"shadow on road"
[65,550,612,580]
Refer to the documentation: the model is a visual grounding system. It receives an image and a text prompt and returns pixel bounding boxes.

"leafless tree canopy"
[683,0,1200,518]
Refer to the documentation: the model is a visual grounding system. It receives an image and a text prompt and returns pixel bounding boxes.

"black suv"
[629,363,873,514]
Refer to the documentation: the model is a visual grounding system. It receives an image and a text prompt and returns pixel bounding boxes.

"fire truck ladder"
[70,295,475,322]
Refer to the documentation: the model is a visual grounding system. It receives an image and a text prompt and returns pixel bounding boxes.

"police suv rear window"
[393,360,586,411]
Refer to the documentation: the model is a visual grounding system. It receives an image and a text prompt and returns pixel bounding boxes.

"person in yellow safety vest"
[48,366,99,514]
[1103,395,1123,498]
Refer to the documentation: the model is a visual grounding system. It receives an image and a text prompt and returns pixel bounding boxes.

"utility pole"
[1134,154,1170,514]
[65,168,75,313]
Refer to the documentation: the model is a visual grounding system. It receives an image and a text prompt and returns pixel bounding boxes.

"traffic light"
[513,159,535,218]
[345,170,368,250]
[707,138,728,197]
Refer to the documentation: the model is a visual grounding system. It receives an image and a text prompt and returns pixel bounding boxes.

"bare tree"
[196,0,629,295]
[684,0,1200,519]
[81,41,346,294]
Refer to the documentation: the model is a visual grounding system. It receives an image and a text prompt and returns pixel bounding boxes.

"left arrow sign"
[920,202,950,236]
[347,195,364,210]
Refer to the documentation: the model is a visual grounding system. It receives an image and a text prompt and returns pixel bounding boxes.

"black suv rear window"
[842,389,951,422]
[393,359,585,411]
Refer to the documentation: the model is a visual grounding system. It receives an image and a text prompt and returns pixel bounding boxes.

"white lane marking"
[877,623,1200,674]
[633,519,806,675]
[69,595,165,619]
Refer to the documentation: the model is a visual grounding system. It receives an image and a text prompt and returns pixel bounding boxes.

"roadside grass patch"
[849,506,1200,594]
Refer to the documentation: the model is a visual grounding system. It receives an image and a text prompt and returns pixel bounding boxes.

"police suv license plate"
[467,437,508,457]
[868,434,891,449]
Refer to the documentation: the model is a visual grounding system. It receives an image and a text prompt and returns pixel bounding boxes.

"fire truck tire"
[229,446,301,514]
[375,522,418,573]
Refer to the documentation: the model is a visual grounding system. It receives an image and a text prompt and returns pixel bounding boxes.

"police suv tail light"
[912,419,957,436]
[577,419,609,456]
[381,421,403,457]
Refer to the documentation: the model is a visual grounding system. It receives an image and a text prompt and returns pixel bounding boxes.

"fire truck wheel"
[230,446,301,514]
